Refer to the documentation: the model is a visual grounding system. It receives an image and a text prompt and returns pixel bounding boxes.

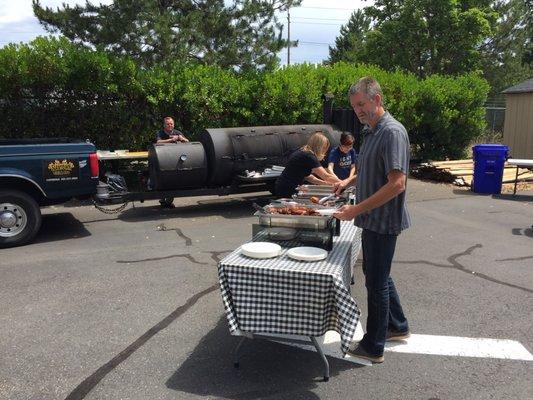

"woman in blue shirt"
[327,132,357,180]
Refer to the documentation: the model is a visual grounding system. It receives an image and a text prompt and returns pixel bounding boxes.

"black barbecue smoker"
[95,95,361,206]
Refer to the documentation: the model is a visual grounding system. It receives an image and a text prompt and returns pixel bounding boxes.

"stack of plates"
[287,246,328,262]
[241,242,281,259]
[239,243,328,262]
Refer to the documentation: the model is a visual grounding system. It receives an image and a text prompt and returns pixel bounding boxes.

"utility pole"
[287,8,291,66]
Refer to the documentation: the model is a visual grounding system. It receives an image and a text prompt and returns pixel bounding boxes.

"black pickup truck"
[0,138,99,248]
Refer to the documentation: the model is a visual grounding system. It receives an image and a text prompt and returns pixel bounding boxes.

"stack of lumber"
[411,159,533,187]
[431,159,476,186]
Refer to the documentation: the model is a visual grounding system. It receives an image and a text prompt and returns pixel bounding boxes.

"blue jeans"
[359,229,409,356]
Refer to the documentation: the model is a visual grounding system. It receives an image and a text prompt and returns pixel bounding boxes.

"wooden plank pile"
[411,159,533,188]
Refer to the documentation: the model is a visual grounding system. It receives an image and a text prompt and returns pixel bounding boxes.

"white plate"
[241,242,281,259]
[287,246,328,262]
[316,208,337,216]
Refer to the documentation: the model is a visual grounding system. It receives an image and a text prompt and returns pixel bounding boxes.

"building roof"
[502,78,533,94]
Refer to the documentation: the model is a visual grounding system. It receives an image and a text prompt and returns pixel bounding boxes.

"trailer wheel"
[159,197,174,208]
[0,189,42,248]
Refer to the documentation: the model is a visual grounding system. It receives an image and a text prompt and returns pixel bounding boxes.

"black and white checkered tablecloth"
[218,221,361,354]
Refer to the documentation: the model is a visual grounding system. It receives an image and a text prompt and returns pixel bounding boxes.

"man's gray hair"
[349,76,384,104]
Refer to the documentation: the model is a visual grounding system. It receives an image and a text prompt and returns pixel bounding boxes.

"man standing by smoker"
[156,117,189,144]
[334,76,411,364]
[153,117,189,207]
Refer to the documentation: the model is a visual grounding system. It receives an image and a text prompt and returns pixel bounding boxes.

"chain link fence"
[485,106,506,134]
[484,97,506,134]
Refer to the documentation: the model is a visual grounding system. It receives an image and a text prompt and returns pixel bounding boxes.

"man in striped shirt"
[334,76,411,364]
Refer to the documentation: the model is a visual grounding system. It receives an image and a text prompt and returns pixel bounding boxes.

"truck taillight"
[89,153,99,178]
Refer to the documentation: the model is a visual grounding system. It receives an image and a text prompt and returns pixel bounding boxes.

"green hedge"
[0,37,149,150]
[0,37,489,160]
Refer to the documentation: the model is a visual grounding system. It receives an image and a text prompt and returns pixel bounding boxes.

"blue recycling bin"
[472,144,509,194]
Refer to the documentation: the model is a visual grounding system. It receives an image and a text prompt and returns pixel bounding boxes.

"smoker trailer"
[95,124,344,205]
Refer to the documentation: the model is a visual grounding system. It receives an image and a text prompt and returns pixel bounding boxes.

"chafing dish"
[256,203,336,230]
[295,184,335,198]
[297,184,334,192]
[253,201,343,250]
[295,184,354,202]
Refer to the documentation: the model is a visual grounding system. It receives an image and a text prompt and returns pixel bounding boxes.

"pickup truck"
[0,138,99,248]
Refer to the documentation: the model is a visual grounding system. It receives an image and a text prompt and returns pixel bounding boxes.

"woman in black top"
[275,132,340,197]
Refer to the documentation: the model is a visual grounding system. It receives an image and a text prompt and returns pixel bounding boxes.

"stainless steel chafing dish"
[253,208,336,250]
[297,184,334,192]
[293,185,355,205]
[252,201,342,250]
[295,184,354,202]
[295,184,335,198]
[254,203,337,230]
[254,211,332,230]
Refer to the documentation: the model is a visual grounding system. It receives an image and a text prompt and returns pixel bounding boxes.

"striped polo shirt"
[355,112,411,235]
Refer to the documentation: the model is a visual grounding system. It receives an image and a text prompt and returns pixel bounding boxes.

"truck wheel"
[0,190,42,248]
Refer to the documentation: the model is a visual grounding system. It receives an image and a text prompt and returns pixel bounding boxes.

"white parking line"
[385,334,533,361]
[266,325,533,366]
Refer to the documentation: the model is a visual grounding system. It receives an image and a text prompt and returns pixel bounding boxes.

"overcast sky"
[0,0,365,65]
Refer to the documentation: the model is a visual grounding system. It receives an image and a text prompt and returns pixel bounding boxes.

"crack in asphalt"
[63,283,219,400]
[116,253,208,265]
[395,244,533,294]
[408,195,473,203]
[496,255,533,262]
[156,223,193,246]
[115,250,233,265]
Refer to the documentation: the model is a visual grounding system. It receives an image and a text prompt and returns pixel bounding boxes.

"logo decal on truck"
[43,159,79,182]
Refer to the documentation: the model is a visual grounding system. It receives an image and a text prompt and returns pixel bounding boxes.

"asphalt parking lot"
[1,179,532,400]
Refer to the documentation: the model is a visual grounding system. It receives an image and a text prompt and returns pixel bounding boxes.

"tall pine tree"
[327,10,371,65]
[32,0,301,71]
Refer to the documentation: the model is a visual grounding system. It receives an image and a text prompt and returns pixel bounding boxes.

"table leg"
[513,166,519,195]
[310,336,330,382]
[233,336,247,368]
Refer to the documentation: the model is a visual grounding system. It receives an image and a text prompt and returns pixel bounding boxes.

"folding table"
[507,158,533,195]
[218,221,361,381]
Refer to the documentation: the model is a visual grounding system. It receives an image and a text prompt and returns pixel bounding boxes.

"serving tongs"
[252,202,269,214]
[318,193,336,205]
[297,184,334,192]
[296,188,336,200]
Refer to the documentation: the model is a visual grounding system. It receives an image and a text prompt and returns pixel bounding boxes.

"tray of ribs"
[255,203,338,230]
